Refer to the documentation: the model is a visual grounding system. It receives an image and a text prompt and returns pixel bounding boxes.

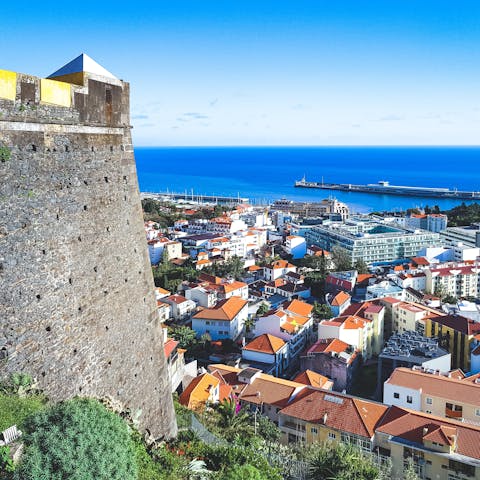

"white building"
[192,296,248,341]
[264,260,297,281]
[242,334,289,376]
[163,294,197,321]
[254,299,314,359]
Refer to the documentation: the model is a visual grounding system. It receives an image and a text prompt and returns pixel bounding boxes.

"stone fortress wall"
[0,56,176,438]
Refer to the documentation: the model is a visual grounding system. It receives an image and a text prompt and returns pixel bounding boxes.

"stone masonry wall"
[0,72,177,438]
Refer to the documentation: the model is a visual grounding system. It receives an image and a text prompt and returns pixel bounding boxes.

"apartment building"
[304,218,440,264]
[419,314,480,371]
[384,367,480,424]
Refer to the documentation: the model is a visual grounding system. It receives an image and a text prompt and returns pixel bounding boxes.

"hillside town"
[145,195,480,480]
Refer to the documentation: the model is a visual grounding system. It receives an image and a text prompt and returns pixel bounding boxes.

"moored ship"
[294,177,480,199]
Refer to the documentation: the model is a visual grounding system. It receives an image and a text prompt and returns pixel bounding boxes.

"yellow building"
[420,314,480,371]
[376,406,480,480]
[384,367,480,424]
[278,389,388,452]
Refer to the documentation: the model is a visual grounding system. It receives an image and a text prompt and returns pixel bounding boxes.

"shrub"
[14,398,137,480]
[0,394,45,432]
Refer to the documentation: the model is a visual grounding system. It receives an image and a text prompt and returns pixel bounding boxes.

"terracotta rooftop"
[293,370,333,389]
[243,334,286,354]
[386,367,480,405]
[283,299,313,317]
[331,291,351,307]
[308,338,351,355]
[279,389,388,438]
[179,373,220,410]
[376,406,480,460]
[193,296,247,322]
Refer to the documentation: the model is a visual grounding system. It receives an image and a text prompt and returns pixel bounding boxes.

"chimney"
[323,413,328,424]
[423,427,428,436]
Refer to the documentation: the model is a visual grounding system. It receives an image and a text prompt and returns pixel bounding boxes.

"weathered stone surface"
[0,71,177,438]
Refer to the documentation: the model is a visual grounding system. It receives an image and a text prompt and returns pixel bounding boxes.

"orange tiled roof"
[193,296,247,321]
[284,299,313,317]
[376,406,480,460]
[279,389,387,438]
[164,338,179,359]
[179,373,219,410]
[308,338,351,354]
[331,291,350,307]
[293,370,332,389]
[243,334,286,354]
[386,367,480,405]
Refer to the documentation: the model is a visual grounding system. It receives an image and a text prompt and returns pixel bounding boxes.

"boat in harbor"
[294,177,480,200]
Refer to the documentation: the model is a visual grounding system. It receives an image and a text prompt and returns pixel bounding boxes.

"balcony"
[445,407,463,419]
[281,422,306,438]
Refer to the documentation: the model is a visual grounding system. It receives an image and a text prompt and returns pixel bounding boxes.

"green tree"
[14,398,137,480]
[442,294,458,304]
[220,464,268,480]
[169,326,198,350]
[354,258,369,274]
[331,246,352,272]
[306,442,380,480]
[313,302,334,320]
[256,303,270,317]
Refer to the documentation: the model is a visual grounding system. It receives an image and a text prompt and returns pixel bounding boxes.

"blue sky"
[2,1,480,145]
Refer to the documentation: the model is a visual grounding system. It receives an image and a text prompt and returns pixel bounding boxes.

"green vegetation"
[354,258,369,275]
[0,146,11,163]
[0,394,46,432]
[312,301,333,320]
[331,246,352,272]
[14,398,138,480]
[437,202,480,227]
[142,198,231,229]
[306,442,383,480]
[202,256,245,280]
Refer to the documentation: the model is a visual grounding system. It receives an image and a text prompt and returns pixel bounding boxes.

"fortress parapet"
[0,55,176,439]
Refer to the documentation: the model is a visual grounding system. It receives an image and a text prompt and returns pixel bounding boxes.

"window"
[311,427,318,435]
[328,432,336,440]
[426,397,432,405]
[393,392,400,399]
[407,396,413,404]
[476,409,480,417]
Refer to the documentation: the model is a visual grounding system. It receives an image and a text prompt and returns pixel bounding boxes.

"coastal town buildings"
[271,198,349,221]
[191,296,248,340]
[304,218,440,264]
[241,334,289,376]
[300,338,360,392]
[384,367,480,423]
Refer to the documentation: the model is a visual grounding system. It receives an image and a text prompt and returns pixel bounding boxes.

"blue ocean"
[134,147,480,213]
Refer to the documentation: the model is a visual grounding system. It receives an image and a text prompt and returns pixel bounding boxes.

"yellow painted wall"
[40,78,71,107]
[0,70,17,101]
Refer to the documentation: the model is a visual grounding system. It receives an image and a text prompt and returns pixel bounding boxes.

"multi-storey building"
[304,218,440,264]
[440,224,480,248]
[191,296,248,341]
[384,367,480,424]
[271,198,349,220]
[425,264,480,298]
[406,213,448,233]
[254,300,314,360]
[419,314,480,371]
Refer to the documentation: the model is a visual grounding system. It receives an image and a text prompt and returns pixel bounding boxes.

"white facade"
[192,303,248,341]
[185,286,218,308]
[383,382,421,411]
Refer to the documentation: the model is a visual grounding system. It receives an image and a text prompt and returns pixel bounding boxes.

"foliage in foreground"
[306,442,382,480]
[14,398,137,480]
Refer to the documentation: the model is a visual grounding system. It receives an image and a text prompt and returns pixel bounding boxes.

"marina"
[294,177,480,200]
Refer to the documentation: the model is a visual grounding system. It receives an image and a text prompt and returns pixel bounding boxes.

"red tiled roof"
[193,296,247,322]
[331,291,350,307]
[430,314,480,336]
[376,406,480,460]
[279,389,387,438]
[243,334,286,354]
